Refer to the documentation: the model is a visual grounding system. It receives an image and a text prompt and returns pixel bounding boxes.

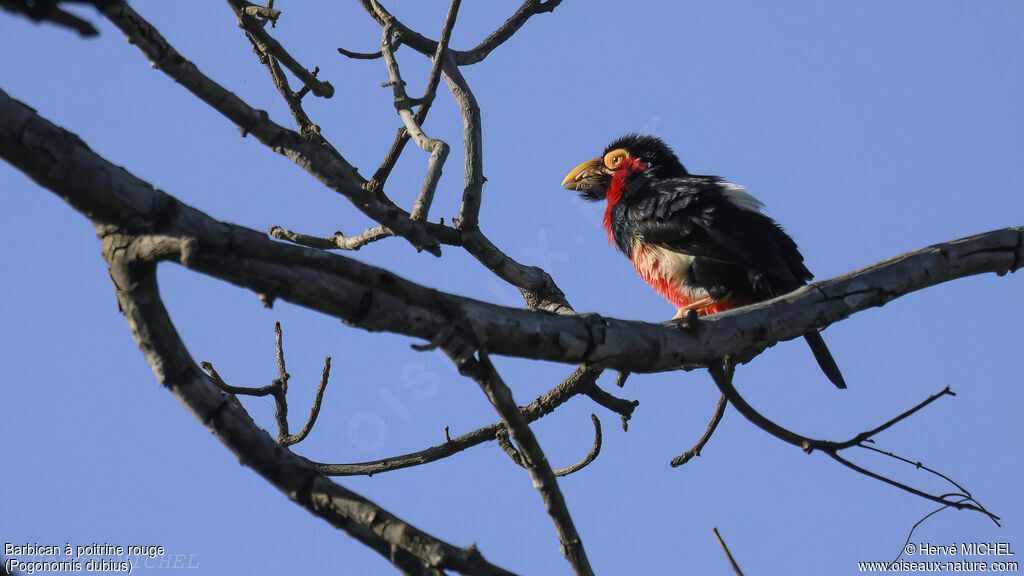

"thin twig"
[366,0,481,227]
[889,501,963,566]
[671,393,727,467]
[707,362,998,520]
[202,362,276,396]
[713,527,745,576]
[337,37,400,60]
[0,0,99,36]
[227,0,334,98]
[375,0,457,222]
[101,236,516,576]
[269,225,397,251]
[201,322,330,447]
[858,443,975,499]
[315,364,602,476]
[356,3,572,310]
[582,382,639,431]
[228,1,335,145]
[495,428,524,466]
[440,57,483,229]
[357,0,564,66]
[92,1,445,255]
[452,346,594,576]
[271,321,292,438]
[496,414,602,477]
[829,451,998,522]
[553,415,602,476]
[281,357,330,446]
[821,386,955,452]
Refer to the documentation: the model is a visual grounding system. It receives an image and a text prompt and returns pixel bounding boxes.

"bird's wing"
[625,176,812,287]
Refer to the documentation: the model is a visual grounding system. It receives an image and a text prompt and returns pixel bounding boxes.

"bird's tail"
[802,331,847,389]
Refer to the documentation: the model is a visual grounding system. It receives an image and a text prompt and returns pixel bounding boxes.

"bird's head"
[560,134,689,201]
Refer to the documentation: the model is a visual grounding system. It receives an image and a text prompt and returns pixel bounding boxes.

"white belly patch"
[630,239,707,308]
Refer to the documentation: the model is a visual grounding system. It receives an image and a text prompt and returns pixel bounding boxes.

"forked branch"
[226,0,334,98]
[497,414,602,477]
[708,362,998,522]
[202,322,330,447]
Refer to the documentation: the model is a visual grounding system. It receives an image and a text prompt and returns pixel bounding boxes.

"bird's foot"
[673,307,701,331]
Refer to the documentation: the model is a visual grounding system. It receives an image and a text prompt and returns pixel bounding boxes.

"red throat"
[601,157,646,245]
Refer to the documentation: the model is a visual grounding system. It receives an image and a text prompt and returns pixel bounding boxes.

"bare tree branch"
[357,0,564,66]
[460,0,563,64]
[671,393,727,467]
[269,224,396,251]
[314,365,602,476]
[707,362,998,521]
[0,0,99,36]
[581,382,639,431]
[226,0,334,98]
[239,4,280,23]
[337,44,389,60]
[98,233,516,576]
[497,414,602,477]
[495,427,524,467]
[713,527,745,576]
[552,414,602,476]
[889,500,969,567]
[233,9,335,147]
[89,0,448,255]
[441,58,483,230]
[376,0,456,222]
[1,86,1020,376]
[85,1,574,316]
[201,322,331,447]
[449,348,594,576]
[6,2,1019,574]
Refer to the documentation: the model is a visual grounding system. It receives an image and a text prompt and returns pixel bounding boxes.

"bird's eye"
[603,149,629,170]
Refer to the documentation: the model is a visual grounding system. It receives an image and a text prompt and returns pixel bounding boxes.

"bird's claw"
[674,308,700,331]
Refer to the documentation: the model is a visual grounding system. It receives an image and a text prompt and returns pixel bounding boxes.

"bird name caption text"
[5,542,200,573]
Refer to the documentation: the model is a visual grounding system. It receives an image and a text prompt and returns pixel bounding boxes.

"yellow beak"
[561,158,603,191]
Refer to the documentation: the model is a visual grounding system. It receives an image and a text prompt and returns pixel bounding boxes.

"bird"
[561,134,846,389]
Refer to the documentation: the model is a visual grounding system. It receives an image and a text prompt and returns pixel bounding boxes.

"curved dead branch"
[497,414,602,477]
[553,414,602,476]
[671,393,727,467]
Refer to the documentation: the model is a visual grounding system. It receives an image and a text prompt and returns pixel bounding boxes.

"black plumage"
[562,134,847,388]
[614,174,812,299]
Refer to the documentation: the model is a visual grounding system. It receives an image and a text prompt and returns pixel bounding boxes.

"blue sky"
[2,1,1022,574]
